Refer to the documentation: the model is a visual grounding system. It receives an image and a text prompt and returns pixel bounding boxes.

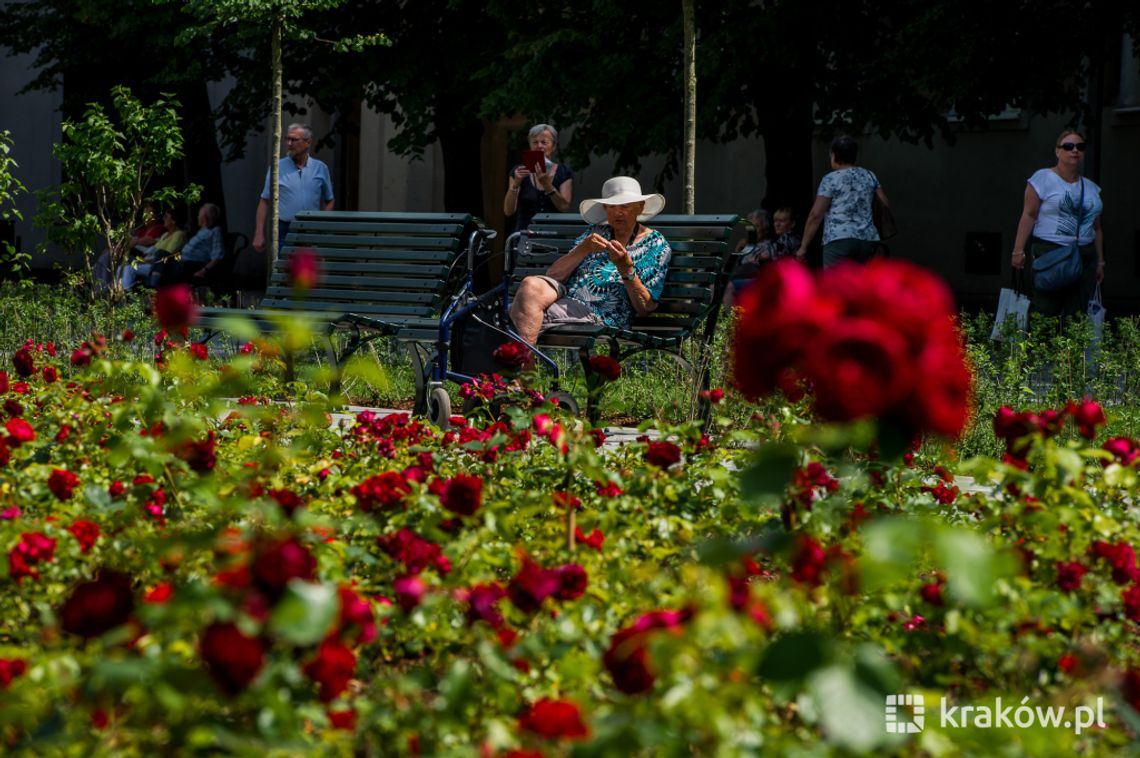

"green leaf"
[935,529,1000,607]
[739,442,800,503]
[267,581,338,646]
[757,632,829,682]
[809,665,889,752]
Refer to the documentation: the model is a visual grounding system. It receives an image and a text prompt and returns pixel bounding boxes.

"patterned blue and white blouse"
[564,224,672,330]
[817,167,880,245]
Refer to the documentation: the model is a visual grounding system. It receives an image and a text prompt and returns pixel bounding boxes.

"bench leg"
[407,342,431,416]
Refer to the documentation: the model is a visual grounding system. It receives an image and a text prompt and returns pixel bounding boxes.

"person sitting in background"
[120,207,188,291]
[92,202,166,292]
[509,176,671,345]
[161,203,224,285]
[735,209,771,255]
[765,207,802,261]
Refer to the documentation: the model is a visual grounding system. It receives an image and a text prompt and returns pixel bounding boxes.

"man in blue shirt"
[252,123,335,253]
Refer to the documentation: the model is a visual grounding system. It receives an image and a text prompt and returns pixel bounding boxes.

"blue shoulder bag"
[1032,177,1085,292]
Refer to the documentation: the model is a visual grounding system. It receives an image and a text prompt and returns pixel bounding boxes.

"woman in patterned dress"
[509,176,671,345]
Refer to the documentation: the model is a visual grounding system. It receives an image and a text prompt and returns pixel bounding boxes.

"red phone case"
[522,150,546,173]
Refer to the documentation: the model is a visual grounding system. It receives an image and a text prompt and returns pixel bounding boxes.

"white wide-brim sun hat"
[579,176,666,225]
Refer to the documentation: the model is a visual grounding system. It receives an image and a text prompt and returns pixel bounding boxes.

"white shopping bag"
[1087,283,1105,354]
[991,272,1030,341]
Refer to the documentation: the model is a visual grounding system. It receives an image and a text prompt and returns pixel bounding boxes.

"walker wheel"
[547,390,580,417]
[428,387,452,429]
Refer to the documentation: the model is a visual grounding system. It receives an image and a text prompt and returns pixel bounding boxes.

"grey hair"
[287,123,313,141]
[528,123,558,142]
[747,209,771,227]
[200,203,221,228]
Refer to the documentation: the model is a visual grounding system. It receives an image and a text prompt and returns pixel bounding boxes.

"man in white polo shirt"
[252,123,335,253]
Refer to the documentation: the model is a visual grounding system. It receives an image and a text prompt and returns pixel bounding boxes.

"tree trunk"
[267,18,283,286]
[178,82,226,224]
[759,105,816,224]
[681,0,697,214]
[438,119,485,215]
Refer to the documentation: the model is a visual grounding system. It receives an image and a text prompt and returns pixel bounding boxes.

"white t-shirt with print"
[1028,169,1102,245]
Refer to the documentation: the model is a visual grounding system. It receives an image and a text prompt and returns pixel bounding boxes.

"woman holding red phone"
[504,123,573,231]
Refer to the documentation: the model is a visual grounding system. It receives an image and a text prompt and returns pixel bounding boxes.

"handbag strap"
[1011,267,1026,295]
[1073,176,1085,244]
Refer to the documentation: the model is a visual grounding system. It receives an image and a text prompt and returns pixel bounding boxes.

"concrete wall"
[0,51,61,266]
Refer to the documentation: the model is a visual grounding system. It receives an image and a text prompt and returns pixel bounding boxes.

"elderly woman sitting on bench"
[509,176,672,345]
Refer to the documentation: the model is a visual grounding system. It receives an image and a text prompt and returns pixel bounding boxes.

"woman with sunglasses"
[1011,129,1104,317]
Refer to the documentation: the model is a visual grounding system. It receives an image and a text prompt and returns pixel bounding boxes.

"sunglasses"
[1058,142,1087,152]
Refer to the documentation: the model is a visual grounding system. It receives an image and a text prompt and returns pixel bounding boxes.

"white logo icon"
[885,694,925,733]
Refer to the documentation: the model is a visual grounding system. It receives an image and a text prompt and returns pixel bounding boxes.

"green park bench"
[194,210,483,397]
[511,212,743,423]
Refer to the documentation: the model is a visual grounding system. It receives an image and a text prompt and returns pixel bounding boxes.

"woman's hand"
[1011,250,1026,270]
[794,246,807,261]
[606,240,634,274]
[533,162,554,193]
[508,165,529,189]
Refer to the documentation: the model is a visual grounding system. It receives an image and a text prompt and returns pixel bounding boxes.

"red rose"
[289,248,321,290]
[574,527,605,552]
[821,258,956,346]
[588,355,622,382]
[377,528,450,576]
[507,555,562,613]
[351,471,411,512]
[6,417,35,447]
[802,318,912,422]
[518,698,589,740]
[492,341,530,371]
[153,285,198,333]
[463,582,507,628]
[121,329,135,343]
[603,608,692,695]
[47,468,80,501]
[555,563,588,601]
[303,638,356,702]
[67,520,101,553]
[336,585,376,644]
[42,366,58,383]
[1104,437,1140,467]
[200,622,266,694]
[1067,399,1106,440]
[733,260,834,400]
[145,582,174,604]
[8,531,56,581]
[1089,540,1139,585]
[0,370,7,393]
[0,658,27,689]
[12,347,34,378]
[903,323,972,438]
[1056,561,1087,592]
[188,342,208,361]
[175,430,217,473]
[59,569,135,639]
[437,473,483,516]
[789,534,827,587]
[1124,585,1140,623]
[327,708,357,731]
[251,537,316,596]
[643,440,681,468]
[919,582,944,606]
[393,574,426,612]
